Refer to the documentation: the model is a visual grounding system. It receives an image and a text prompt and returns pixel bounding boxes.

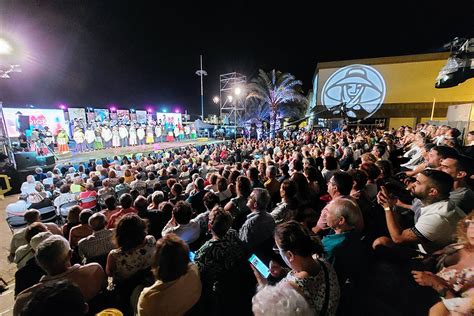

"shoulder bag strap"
[318,259,330,316]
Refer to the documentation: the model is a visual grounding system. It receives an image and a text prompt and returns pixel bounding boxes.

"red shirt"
[107,207,137,228]
[79,190,98,209]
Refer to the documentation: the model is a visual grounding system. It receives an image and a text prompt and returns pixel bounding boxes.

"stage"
[53,138,225,165]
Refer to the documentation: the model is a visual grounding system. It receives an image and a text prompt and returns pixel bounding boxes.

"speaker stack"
[14,152,56,182]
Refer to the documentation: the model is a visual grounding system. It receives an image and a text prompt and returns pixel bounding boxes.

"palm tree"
[246,69,307,137]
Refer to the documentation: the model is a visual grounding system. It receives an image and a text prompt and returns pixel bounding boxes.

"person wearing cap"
[14,231,52,296]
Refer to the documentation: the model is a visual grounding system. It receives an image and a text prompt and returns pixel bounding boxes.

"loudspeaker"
[18,115,30,132]
[36,155,56,166]
[15,152,56,172]
[14,152,38,170]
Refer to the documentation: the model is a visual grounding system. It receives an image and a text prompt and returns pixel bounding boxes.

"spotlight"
[110,106,117,112]
[213,96,220,104]
[146,108,153,113]
[130,108,136,113]
[175,109,180,113]
[59,104,67,110]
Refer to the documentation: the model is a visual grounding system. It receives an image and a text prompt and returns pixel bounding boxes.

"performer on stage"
[178,124,184,141]
[190,125,197,139]
[137,124,146,145]
[43,127,55,153]
[18,132,29,150]
[166,129,174,142]
[184,124,190,140]
[155,123,162,142]
[94,126,104,150]
[146,124,154,144]
[129,124,137,146]
[30,129,40,153]
[85,126,95,151]
[73,127,86,152]
[112,126,120,148]
[173,124,180,142]
[57,129,70,153]
[119,124,129,147]
[101,125,113,148]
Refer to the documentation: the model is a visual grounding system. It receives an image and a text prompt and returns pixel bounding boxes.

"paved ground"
[0,194,19,316]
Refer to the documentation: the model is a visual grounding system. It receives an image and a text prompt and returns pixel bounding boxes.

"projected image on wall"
[321,64,386,119]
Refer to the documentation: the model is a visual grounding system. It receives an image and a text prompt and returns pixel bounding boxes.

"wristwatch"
[383,206,391,211]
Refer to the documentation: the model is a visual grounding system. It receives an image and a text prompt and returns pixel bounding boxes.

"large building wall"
[312,53,474,128]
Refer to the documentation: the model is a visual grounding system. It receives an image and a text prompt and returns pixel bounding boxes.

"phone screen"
[189,251,195,262]
[248,254,270,278]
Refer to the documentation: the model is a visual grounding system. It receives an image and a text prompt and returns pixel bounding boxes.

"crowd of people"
[6,123,474,316]
[16,116,198,155]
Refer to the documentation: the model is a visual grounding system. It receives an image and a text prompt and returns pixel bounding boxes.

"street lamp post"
[195,55,207,121]
[0,37,21,169]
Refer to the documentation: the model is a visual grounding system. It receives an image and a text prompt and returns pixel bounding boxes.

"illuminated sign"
[321,64,386,119]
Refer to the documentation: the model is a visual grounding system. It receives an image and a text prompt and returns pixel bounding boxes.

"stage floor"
[55,138,224,165]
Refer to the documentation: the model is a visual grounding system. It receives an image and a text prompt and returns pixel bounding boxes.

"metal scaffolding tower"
[219,72,246,125]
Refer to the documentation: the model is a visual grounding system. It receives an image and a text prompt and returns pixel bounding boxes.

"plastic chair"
[38,205,59,224]
[6,216,27,234]
[58,200,79,219]
[79,196,98,211]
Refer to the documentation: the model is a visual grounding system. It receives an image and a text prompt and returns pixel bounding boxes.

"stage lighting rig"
[436,37,474,88]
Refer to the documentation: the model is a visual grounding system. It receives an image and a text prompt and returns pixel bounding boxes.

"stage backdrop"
[86,112,96,123]
[94,109,110,122]
[4,108,68,137]
[68,108,87,123]
[117,109,130,122]
[156,112,182,128]
[136,110,147,123]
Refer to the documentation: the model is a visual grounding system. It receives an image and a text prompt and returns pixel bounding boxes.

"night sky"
[1,0,473,116]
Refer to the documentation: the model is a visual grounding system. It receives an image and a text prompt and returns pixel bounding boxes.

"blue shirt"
[322,230,353,264]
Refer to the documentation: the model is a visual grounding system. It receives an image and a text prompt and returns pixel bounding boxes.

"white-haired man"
[13,235,106,316]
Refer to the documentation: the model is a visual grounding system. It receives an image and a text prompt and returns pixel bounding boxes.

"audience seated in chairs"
[20,280,89,316]
[8,209,61,262]
[62,205,82,240]
[53,184,78,213]
[78,183,98,210]
[14,235,107,316]
[14,232,51,296]
[137,234,201,316]
[162,201,201,245]
[107,193,137,229]
[78,212,114,267]
[224,175,252,231]
[106,214,156,314]
[194,207,253,315]
[69,209,94,248]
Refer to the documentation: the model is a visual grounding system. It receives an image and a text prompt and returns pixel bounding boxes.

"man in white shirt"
[374,169,465,254]
[20,175,38,195]
[162,201,200,244]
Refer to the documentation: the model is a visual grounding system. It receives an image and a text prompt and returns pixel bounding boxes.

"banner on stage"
[156,112,182,126]
[94,109,110,122]
[68,108,87,123]
[86,112,95,123]
[136,110,147,124]
[117,110,130,122]
[3,108,68,137]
